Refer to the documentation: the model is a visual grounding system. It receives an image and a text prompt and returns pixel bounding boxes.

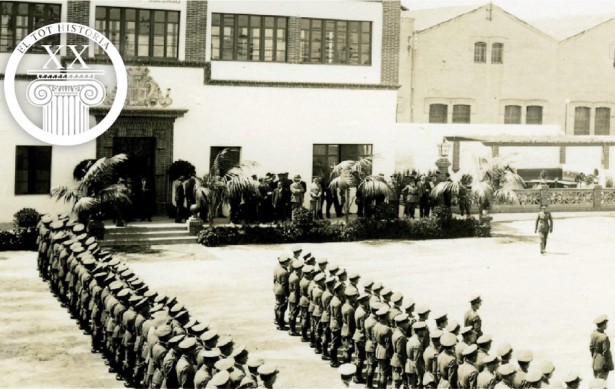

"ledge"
[90,107,189,118]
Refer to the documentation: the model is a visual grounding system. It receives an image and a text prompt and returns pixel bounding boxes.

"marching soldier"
[287,259,304,336]
[391,314,410,389]
[320,277,336,361]
[464,295,482,343]
[406,321,428,389]
[353,294,370,384]
[298,265,313,343]
[161,334,184,388]
[310,273,325,353]
[373,306,393,389]
[457,344,479,389]
[273,254,291,330]
[341,288,358,364]
[194,348,220,388]
[364,302,380,389]
[437,332,458,388]
[434,312,448,332]
[590,314,613,379]
[329,282,345,367]
[477,354,498,389]
[496,343,513,368]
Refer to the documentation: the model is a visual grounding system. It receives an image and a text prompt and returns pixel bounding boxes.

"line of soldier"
[273,245,609,389]
[36,213,279,389]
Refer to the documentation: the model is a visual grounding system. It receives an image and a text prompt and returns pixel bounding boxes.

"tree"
[193,148,258,227]
[51,154,131,223]
[328,156,375,223]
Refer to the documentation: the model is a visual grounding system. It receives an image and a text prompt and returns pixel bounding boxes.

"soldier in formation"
[36,213,276,389]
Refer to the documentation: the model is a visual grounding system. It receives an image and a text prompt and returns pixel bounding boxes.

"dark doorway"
[113,137,156,216]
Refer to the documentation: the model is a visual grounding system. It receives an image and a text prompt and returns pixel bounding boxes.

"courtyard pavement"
[1,211,615,387]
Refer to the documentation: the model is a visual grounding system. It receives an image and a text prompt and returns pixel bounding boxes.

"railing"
[489,187,615,213]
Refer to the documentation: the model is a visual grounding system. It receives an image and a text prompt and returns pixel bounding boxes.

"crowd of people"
[273,245,610,389]
[35,213,279,389]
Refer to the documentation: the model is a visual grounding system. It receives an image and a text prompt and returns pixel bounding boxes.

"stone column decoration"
[435,157,451,176]
[27,71,105,135]
[188,204,204,235]
[539,185,549,206]
[594,185,602,210]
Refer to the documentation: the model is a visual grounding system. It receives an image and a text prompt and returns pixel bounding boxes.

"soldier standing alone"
[534,204,554,254]
[591,314,614,379]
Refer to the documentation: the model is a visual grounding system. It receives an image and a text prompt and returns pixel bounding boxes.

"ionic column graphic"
[26,71,106,136]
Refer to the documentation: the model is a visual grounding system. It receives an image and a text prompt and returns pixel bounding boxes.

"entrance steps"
[100,220,197,249]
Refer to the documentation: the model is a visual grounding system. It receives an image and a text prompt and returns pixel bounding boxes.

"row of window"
[428,104,472,124]
[2,2,373,66]
[574,107,611,135]
[474,42,503,64]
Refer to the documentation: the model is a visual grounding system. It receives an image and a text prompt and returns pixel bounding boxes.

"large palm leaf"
[50,186,82,203]
[80,154,127,195]
[359,175,392,198]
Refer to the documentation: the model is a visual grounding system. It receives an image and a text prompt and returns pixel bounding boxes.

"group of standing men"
[273,245,610,389]
[35,213,279,389]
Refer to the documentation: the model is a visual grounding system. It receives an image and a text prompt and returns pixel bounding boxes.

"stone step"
[105,225,188,234]
[104,230,192,239]
[99,235,197,247]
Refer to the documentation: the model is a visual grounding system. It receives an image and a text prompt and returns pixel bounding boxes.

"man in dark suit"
[138,175,153,222]
[175,176,186,223]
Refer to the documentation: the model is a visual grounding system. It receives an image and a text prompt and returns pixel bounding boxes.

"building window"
[429,104,448,123]
[474,42,486,63]
[452,104,471,123]
[595,107,611,135]
[300,18,371,65]
[211,13,287,62]
[491,42,503,64]
[0,2,60,53]
[209,147,241,177]
[312,144,373,179]
[573,107,591,135]
[95,7,180,59]
[526,106,543,125]
[504,105,521,124]
[15,146,51,195]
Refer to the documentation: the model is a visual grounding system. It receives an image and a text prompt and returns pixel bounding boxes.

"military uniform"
[273,258,290,329]
[464,309,482,342]
[591,326,614,379]
[364,311,378,388]
[352,301,368,383]
[373,311,393,389]
[457,360,478,389]
[320,283,335,359]
[477,370,496,389]
[405,334,424,389]
[341,295,356,363]
[391,325,408,389]
[329,290,344,366]
[287,265,302,335]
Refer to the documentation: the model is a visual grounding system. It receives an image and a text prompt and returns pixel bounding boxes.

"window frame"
[14,145,52,195]
[491,42,503,64]
[526,105,543,125]
[429,104,448,123]
[95,6,180,60]
[211,13,288,63]
[504,105,522,124]
[595,107,611,135]
[474,41,486,63]
[0,2,61,53]
[573,106,591,135]
[312,144,373,179]
[452,104,471,124]
[300,17,372,66]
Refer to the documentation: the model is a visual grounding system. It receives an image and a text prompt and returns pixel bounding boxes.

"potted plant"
[329,156,374,223]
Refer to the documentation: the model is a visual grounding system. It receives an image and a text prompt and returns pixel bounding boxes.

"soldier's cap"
[41,215,53,224]
[333,282,344,292]
[93,271,107,281]
[209,371,230,388]
[461,344,478,356]
[238,376,256,389]
[169,334,185,345]
[390,292,403,304]
[150,303,165,313]
[433,312,448,321]
[143,290,158,299]
[517,350,533,363]
[482,354,498,365]
[496,343,512,357]
[217,335,233,348]
[128,294,142,304]
[594,314,608,325]
[85,236,96,246]
[380,287,393,298]
[71,244,85,254]
[277,254,292,264]
[337,268,347,277]
[231,345,247,358]
[170,303,185,314]
[394,313,410,324]
[58,213,70,220]
[185,318,198,328]
[87,240,98,250]
[348,272,360,281]
[345,288,359,297]
[589,378,608,389]
[339,363,357,377]
[497,363,516,377]
[302,251,312,259]
[257,363,279,377]
[75,233,88,242]
[372,282,383,292]
[202,348,221,359]
[81,256,96,268]
[117,288,132,299]
[477,335,492,345]
[129,278,144,288]
[564,372,581,384]
[539,360,555,375]
[154,294,167,304]
[446,321,460,333]
[416,305,430,315]
[291,259,304,270]
[155,325,173,340]
[402,299,416,310]
[107,258,120,267]
[357,294,370,302]
[525,370,543,383]
[325,276,336,285]
[440,332,457,347]
[247,357,264,369]
[422,372,436,386]
[302,265,313,274]
[191,323,209,335]
[430,329,443,339]
[361,279,373,289]
[109,280,124,292]
[412,321,428,331]
[317,257,328,265]
[305,256,316,265]
[174,310,189,321]
[313,273,325,282]
[290,244,302,253]
[376,307,390,317]
[230,368,246,384]
[469,295,482,304]
[49,220,65,230]
[120,268,135,278]
[328,264,339,274]
[214,356,235,371]
[135,298,149,310]
[179,337,198,351]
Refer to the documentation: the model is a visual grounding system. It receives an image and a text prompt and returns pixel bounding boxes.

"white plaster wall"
[498,146,560,169]
[565,147,603,172]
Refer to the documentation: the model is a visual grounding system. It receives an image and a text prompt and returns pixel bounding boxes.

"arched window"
[526,106,543,125]
[595,107,611,135]
[474,42,486,63]
[429,104,448,123]
[574,107,591,135]
[491,42,503,63]
[504,105,521,124]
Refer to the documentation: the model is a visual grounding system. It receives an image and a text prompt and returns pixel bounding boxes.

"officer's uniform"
[390,315,409,389]
[273,256,290,329]
[406,321,427,389]
[437,333,458,388]
[341,291,357,363]
[329,286,344,366]
[373,308,393,389]
[352,297,368,383]
[591,315,613,379]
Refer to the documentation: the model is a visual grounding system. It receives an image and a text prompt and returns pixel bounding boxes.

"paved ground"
[1,212,615,387]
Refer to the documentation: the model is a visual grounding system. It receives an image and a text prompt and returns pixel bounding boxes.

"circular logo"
[3,23,127,146]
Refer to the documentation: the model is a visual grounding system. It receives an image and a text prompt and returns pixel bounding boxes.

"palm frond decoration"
[50,186,82,203]
[97,184,132,205]
[73,197,98,217]
[80,154,127,194]
[359,175,392,198]
[328,176,350,193]
[471,181,493,204]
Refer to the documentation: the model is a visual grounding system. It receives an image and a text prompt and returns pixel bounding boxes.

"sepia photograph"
[1,0,615,388]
